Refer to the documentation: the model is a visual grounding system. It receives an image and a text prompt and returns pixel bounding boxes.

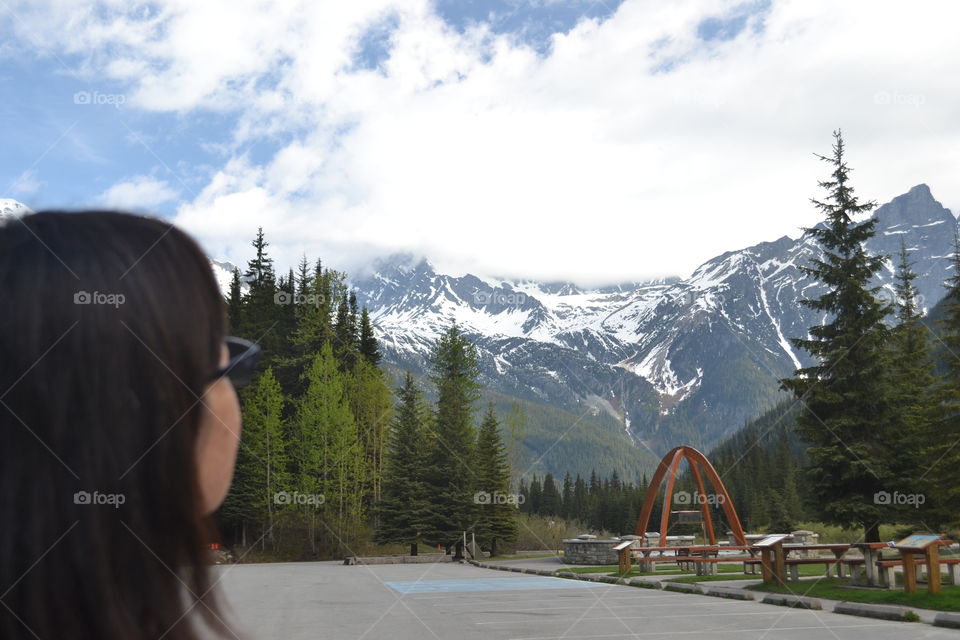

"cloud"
[7,169,42,196]
[98,176,178,210]
[5,0,960,284]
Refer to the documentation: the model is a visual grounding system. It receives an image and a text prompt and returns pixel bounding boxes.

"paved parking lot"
[215,561,958,639]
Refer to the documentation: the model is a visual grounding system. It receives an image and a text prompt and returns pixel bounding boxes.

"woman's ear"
[195,345,242,514]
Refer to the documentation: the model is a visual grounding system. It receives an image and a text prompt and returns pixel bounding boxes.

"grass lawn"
[670,574,762,583]
[563,565,692,577]
[748,578,960,612]
[654,564,828,583]
[487,553,560,561]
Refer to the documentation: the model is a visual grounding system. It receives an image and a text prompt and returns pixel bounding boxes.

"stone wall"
[562,539,621,564]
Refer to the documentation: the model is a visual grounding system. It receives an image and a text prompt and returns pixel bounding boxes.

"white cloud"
[8,169,42,196]
[6,0,960,283]
[98,176,178,210]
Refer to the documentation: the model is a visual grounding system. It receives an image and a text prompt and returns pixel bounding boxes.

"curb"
[661,581,704,594]
[934,612,960,629]
[833,602,915,622]
[628,578,662,589]
[760,594,822,610]
[701,585,754,601]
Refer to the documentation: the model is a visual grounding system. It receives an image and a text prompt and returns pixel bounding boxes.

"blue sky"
[1,0,955,283]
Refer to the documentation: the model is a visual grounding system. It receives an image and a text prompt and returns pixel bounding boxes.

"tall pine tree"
[474,405,518,557]
[926,232,960,528]
[423,324,481,556]
[780,130,894,541]
[376,373,431,555]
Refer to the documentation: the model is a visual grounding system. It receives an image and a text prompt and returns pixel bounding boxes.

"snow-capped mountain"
[0,199,32,225]
[352,184,957,453]
[209,259,245,294]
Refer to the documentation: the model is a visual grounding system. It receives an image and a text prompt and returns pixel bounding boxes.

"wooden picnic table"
[630,545,754,575]
[850,539,954,588]
[850,542,891,587]
[753,540,853,584]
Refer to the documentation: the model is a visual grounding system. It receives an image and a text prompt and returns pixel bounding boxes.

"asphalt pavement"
[214,559,960,639]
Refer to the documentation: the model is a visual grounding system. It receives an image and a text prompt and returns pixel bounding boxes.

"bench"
[746,556,847,580]
[875,557,960,589]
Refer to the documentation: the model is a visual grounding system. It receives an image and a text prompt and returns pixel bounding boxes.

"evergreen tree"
[333,283,359,370]
[779,130,894,541]
[242,228,280,359]
[561,473,574,519]
[285,263,335,400]
[376,373,431,554]
[927,232,960,527]
[226,268,244,334]
[474,405,518,557]
[358,308,382,366]
[887,240,937,521]
[540,473,562,517]
[422,324,481,556]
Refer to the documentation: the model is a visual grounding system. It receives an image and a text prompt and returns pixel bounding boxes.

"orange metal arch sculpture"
[635,446,746,546]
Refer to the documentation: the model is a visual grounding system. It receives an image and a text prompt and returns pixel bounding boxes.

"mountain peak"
[370,252,435,276]
[0,199,32,224]
[907,183,931,196]
[874,184,952,229]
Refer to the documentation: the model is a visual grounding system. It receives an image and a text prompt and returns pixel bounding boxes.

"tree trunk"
[410,543,418,556]
[865,522,881,543]
[490,539,497,559]
[453,540,464,560]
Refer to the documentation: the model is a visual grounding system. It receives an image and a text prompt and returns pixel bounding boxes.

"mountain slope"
[353,184,957,454]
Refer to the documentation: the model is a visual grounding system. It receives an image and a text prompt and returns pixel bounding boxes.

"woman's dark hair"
[0,211,231,639]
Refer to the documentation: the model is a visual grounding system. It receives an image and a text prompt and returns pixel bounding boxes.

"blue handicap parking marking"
[384,577,607,594]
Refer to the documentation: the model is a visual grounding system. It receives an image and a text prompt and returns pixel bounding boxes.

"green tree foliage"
[518,469,650,535]
[376,373,432,554]
[422,324,481,553]
[926,233,960,528]
[219,367,289,549]
[294,343,364,553]
[215,229,390,560]
[242,227,281,359]
[345,358,392,507]
[358,308,382,366]
[226,268,243,334]
[474,405,518,556]
[780,130,895,541]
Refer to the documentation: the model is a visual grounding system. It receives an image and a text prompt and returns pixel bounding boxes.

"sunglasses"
[209,336,262,388]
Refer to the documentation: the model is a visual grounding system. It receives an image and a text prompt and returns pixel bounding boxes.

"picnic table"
[849,539,957,589]
[751,537,852,584]
[629,545,754,575]
[849,542,890,587]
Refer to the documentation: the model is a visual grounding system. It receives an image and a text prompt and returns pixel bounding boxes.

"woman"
[0,211,257,639]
